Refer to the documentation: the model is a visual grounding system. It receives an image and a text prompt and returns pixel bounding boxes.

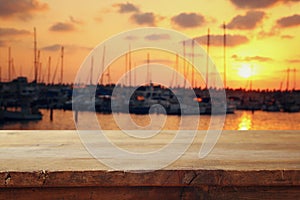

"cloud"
[232,54,273,62]
[131,12,157,26]
[41,44,61,51]
[114,2,139,13]
[194,34,249,47]
[94,16,102,22]
[94,7,113,22]
[227,11,265,30]
[49,16,84,32]
[0,0,48,20]
[286,59,300,63]
[124,35,139,40]
[0,28,30,37]
[0,40,7,47]
[257,28,279,39]
[66,44,93,52]
[277,14,300,28]
[171,12,205,28]
[281,35,294,39]
[49,22,76,32]
[42,44,92,52]
[69,16,84,25]
[229,0,278,8]
[229,0,300,9]
[144,34,170,41]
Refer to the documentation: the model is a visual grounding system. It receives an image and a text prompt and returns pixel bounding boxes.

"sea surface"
[1,109,300,130]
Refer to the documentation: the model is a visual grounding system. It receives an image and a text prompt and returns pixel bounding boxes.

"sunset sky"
[0,0,300,90]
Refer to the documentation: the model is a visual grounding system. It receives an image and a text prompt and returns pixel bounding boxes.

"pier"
[0,130,299,199]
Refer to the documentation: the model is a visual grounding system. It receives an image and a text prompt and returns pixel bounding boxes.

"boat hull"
[3,111,42,120]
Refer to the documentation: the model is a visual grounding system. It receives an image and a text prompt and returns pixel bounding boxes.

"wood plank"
[0,130,299,199]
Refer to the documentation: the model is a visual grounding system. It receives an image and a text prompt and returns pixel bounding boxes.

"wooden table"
[0,130,300,199]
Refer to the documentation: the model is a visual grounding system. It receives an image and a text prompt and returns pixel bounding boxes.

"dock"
[0,130,300,199]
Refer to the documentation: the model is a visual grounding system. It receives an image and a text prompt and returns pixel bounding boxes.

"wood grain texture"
[0,130,299,199]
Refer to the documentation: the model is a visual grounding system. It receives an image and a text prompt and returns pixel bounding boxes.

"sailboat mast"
[223,22,227,89]
[250,65,253,91]
[134,62,136,86]
[128,45,132,87]
[39,62,42,83]
[11,58,15,80]
[191,39,195,89]
[279,81,283,91]
[37,50,40,83]
[100,46,105,85]
[47,56,51,84]
[41,63,45,83]
[147,53,150,84]
[183,41,186,88]
[175,53,179,88]
[90,56,94,85]
[293,68,296,90]
[124,52,128,86]
[34,27,38,82]
[206,28,210,89]
[107,63,111,85]
[60,46,64,84]
[8,47,11,81]
[286,68,290,91]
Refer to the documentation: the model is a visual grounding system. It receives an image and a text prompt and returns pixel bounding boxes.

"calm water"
[1,109,300,130]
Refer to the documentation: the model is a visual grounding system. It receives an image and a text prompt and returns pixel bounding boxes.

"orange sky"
[0,0,300,90]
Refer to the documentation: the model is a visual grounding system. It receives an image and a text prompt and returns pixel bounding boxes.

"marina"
[0,25,299,123]
[0,75,300,129]
[0,25,299,122]
[1,77,300,112]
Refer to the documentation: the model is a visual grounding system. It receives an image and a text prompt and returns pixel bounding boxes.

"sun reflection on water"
[238,112,253,130]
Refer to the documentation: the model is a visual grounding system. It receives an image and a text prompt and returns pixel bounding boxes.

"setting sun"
[238,64,253,79]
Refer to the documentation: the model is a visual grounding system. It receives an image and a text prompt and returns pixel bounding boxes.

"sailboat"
[2,28,43,121]
[223,23,236,114]
[282,69,300,112]
[3,106,42,120]
[1,76,43,120]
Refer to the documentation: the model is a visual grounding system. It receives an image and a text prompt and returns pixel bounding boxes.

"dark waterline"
[1,109,300,130]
